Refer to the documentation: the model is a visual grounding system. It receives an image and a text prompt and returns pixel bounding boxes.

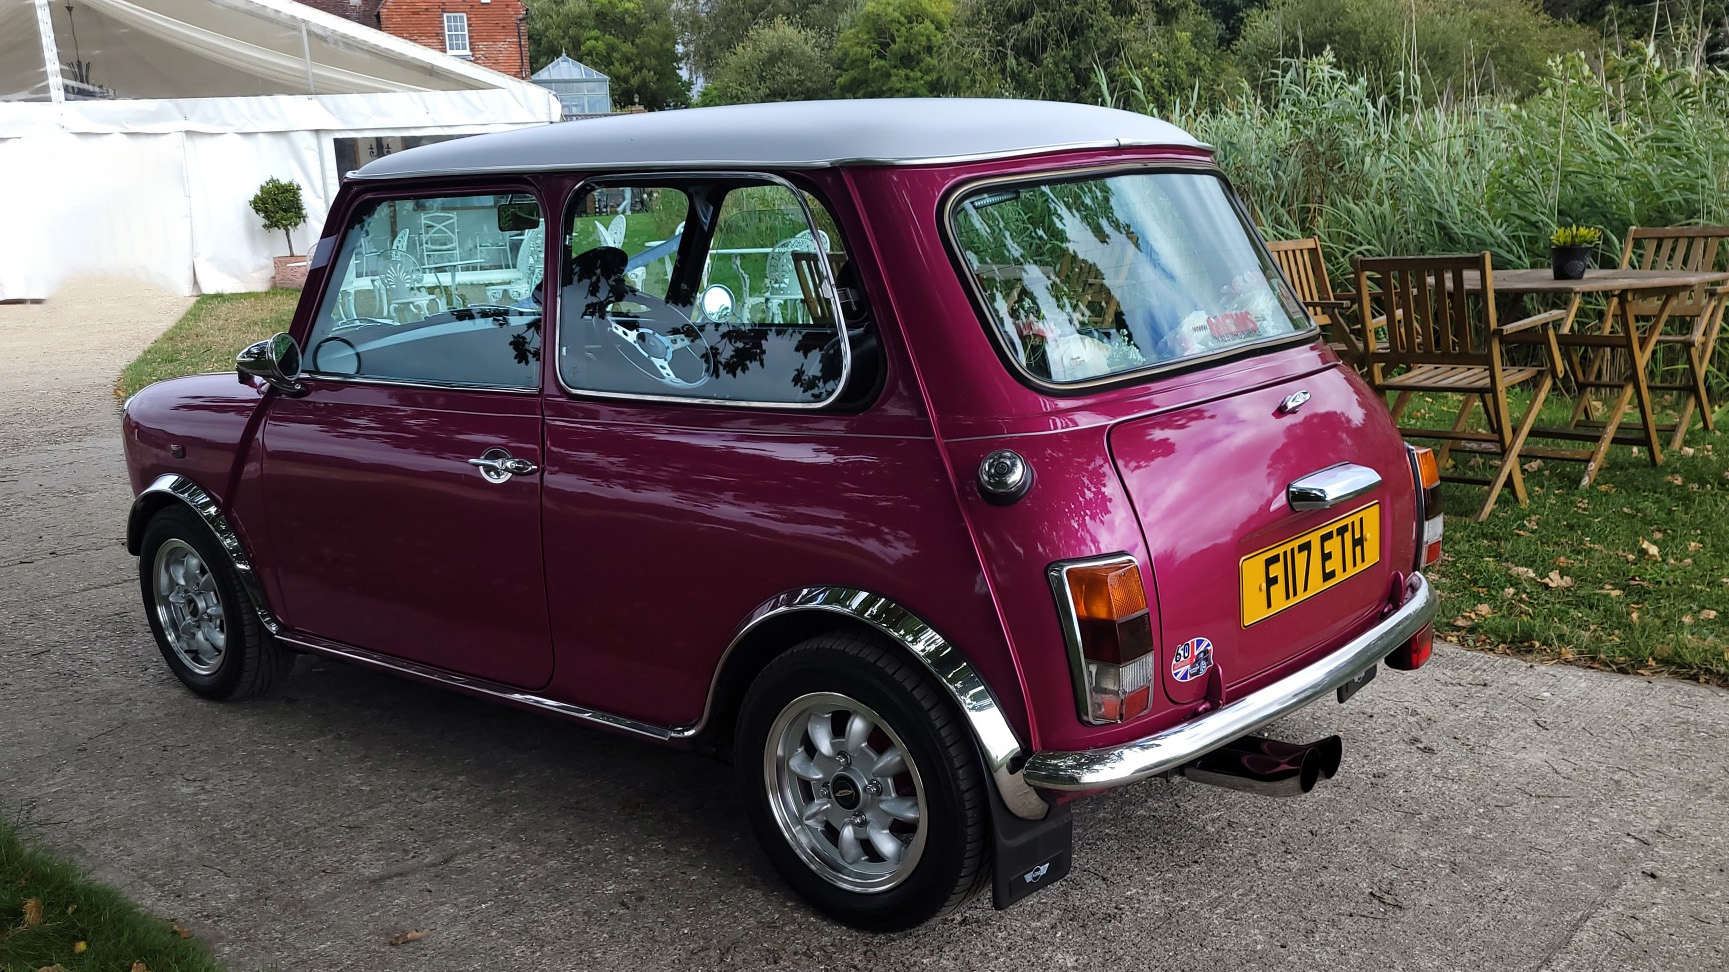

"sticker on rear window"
[1172,636,1214,682]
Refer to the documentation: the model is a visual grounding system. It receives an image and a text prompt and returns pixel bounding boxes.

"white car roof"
[350,98,1206,180]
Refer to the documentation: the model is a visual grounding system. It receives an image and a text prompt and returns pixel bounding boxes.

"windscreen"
[951,171,1310,385]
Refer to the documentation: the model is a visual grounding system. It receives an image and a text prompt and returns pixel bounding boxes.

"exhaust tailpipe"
[1181,734,1343,797]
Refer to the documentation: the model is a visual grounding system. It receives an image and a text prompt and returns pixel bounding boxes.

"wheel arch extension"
[700,588,1048,820]
[128,473,281,635]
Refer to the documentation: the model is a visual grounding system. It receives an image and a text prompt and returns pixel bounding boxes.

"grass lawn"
[1406,389,1729,686]
[116,291,300,400]
[0,818,223,972]
[117,292,1729,684]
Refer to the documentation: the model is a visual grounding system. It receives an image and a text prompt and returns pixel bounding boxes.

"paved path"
[1,284,1726,971]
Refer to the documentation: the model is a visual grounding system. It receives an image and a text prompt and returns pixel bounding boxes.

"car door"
[259,188,554,689]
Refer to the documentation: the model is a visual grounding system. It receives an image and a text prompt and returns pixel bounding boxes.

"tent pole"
[300,22,317,95]
[33,0,65,103]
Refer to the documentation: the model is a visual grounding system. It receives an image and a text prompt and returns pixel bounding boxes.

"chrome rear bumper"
[1021,574,1436,791]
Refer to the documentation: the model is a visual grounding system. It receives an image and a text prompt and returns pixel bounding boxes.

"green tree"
[699,17,837,104]
[1235,0,1593,98]
[1197,0,1270,42]
[834,0,956,97]
[951,0,1228,106]
[528,0,691,110]
[249,178,306,256]
[682,0,865,75]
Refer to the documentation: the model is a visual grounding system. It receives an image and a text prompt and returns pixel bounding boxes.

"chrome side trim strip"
[1287,463,1382,512]
[1022,574,1436,791]
[712,587,1049,820]
[274,633,681,743]
[133,474,282,635]
[130,484,1048,816]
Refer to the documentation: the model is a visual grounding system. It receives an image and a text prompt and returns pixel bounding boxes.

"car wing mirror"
[237,331,306,396]
[699,283,734,323]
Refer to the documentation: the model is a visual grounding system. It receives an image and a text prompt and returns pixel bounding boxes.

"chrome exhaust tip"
[1180,734,1343,797]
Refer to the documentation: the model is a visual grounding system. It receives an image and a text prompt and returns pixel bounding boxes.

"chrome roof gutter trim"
[1022,574,1436,791]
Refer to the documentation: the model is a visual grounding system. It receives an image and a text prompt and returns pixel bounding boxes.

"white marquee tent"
[0,0,561,300]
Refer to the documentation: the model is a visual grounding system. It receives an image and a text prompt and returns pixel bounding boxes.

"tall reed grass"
[1121,48,1729,280]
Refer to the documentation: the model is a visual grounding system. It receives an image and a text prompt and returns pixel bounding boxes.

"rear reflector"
[1049,556,1157,725]
[1386,623,1434,671]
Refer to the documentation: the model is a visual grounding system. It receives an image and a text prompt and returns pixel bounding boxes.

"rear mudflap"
[987,785,1073,909]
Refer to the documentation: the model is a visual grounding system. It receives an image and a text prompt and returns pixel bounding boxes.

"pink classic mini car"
[123,99,1440,930]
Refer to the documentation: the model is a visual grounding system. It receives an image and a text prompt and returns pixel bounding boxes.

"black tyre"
[138,505,293,700]
[735,631,989,931]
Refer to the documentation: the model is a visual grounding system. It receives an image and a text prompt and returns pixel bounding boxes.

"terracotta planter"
[273,254,310,290]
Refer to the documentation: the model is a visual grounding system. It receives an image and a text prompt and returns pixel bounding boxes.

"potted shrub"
[250,177,309,289]
[1550,224,1602,280]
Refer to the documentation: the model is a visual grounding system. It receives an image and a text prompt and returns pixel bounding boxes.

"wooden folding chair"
[1354,252,1565,521]
[1570,226,1729,450]
[1266,237,1367,369]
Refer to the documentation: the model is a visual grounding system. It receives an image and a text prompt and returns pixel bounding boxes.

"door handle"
[468,448,537,483]
[1287,463,1380,511]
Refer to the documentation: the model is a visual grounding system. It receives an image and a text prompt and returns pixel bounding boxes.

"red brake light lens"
[1052,557,1156,724]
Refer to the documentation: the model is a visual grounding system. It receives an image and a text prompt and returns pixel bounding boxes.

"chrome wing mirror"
[698,284,735,323]
[237,332,306,395]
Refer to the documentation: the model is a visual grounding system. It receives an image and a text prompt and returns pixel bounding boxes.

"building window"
[443,13,471,57]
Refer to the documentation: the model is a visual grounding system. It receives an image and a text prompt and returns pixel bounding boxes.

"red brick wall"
[378,0,529,78]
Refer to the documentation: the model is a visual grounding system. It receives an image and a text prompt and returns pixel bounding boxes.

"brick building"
[295,1,530,78]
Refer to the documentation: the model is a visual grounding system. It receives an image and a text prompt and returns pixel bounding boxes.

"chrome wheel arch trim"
[130,473,282,635]
[706,587,1049,820]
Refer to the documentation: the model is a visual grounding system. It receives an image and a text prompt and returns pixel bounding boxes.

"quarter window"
[557,179,852,405]
[443,13,471,56]
[309,192,545,389]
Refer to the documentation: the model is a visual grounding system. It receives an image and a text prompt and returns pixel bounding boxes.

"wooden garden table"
[1462,267,1729,486]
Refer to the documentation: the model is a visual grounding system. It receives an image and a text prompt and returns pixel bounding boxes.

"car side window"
[308,193,545,390]
[558,179,852,405]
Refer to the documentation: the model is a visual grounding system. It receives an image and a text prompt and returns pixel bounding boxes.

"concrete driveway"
[1,283,1725,972]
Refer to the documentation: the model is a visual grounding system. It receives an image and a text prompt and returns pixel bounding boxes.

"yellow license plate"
[1240,503,1380,626]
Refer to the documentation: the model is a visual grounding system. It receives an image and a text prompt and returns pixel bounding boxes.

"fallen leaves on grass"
[73,941,86,954]
[21,897,43,926]
[171,922,192,939]
[1639,539,1661,559]
[1703,609,1719,621]
[130,963,151,972]
[1537,570,1575,589]
[33,965,68,972]
[387,929,432,946]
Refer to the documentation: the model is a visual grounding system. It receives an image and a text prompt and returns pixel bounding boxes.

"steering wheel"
[600,290,714,389]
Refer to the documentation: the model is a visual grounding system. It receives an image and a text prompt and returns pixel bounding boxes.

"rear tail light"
[1409,445,1443,567]
[1048,556,1156,724]
[1386,622,1434,671]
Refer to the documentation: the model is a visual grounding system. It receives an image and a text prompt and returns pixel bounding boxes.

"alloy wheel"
[152,538,226,676]
[763,692,928,893]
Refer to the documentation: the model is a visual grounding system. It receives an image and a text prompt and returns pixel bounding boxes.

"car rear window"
[950,171,1311,385]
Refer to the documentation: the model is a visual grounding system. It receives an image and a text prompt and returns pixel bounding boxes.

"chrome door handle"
[1287,463,1380,512]
[468,448,537,483]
